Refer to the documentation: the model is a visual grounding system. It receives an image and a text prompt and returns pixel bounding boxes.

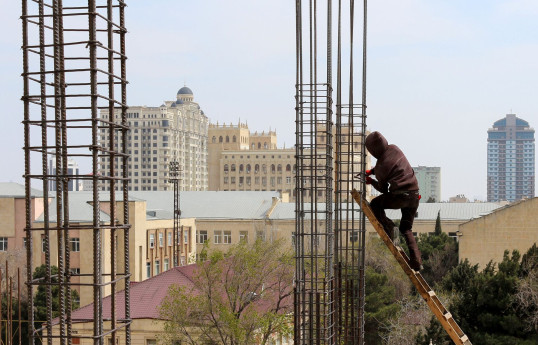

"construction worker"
[364,131,423,271]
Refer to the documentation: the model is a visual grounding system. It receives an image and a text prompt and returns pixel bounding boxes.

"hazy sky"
[1,0,537,201]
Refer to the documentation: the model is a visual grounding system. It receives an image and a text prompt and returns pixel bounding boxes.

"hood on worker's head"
[365,131,388,159]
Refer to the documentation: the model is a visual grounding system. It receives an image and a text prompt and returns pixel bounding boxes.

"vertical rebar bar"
[21,1,35,344]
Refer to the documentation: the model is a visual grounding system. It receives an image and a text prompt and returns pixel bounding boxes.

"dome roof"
[170,103,176,108]
[177,86,193,95]
[176,98,184,105]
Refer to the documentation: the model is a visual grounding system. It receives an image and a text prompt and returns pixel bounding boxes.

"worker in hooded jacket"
[364,131,423,271]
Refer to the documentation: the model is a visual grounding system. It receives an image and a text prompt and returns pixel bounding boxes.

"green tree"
[33,265,80,331]
[159,240,293,345]
[418,250,538,344]
[364,267,400,345]
[434,210,442,235]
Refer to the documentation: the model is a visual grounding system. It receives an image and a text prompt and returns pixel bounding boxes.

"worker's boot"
[402,231,422,271]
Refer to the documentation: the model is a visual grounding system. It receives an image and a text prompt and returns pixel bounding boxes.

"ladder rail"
[350,189,472,345]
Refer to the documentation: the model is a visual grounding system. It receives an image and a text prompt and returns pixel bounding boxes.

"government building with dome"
[99,86,209,191]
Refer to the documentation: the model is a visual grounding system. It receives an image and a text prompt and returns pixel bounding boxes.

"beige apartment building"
[208,122,369,201]
[0,184,196,307]
[459,197,538,269]
[99,86,209,192]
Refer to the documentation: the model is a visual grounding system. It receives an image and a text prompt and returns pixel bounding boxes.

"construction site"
[0,0,535,345]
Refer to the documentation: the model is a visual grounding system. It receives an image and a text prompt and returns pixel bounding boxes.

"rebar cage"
[295,0,368,344]
[22,1,131,344]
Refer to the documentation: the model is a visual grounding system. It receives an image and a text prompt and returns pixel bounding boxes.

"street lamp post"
[168,161,182,267]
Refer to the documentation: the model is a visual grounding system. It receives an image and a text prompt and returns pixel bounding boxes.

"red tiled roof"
[70,264,197,322]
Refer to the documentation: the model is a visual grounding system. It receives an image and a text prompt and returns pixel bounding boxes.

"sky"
[0,0,537,201]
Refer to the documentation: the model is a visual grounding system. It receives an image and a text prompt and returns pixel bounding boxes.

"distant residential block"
[413,166,441,202]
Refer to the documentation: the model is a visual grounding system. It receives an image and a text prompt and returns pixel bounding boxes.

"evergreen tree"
[434,210,442,235]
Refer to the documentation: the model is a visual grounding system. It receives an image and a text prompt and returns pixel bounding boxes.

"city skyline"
[1,1,537,201]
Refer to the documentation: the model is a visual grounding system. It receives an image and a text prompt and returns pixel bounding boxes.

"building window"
[239,164,244,172]
[239,231,248,243]
[226,136,230,143]
[224,164,229,173]
[286,177,291,184]
[223,231,232,244]
[197,230,208,244]
[155,261,160,275]
[164,258,169,271]
[42,237,46,252]
[0,238,7,252]
[231,164,236,172]
[270,177,275,187]
[231,177,236,184]
[168,232,172,246]
[233,135,237,143]
[70,238,80,252]
[224,177,229,184]
[146,262,151,278]
[219,136,223,143]
[271,164,276,173]
[159,232,164,247]
[255,164,260,173]
[246,164,251,173]
[149,233,155,248]
[256,230,266,242]
[246,177,251,185]
[214,230,222,244]
[184,231,189,244]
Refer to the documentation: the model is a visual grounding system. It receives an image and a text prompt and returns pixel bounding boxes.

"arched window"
[231,164,236,172]
[255,164,260,173]
[219,136,223,143]
[246,164,251,173]
[233,135,237,143]
[262,164,267,174]
[239,164,244,172]
[277,164,282,173]
[286,164,291,172]
[264,142,268,149]
[271,164,276,173]
[224,164,229,173]
[226,136,230,143]
[251,143,255,149]
[212,136,216,143]
[257,142,261,149]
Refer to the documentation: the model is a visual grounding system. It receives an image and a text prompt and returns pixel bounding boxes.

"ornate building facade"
[99,86,209,191]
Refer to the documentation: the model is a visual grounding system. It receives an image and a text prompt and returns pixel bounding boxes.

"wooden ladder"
[351,189,472,345]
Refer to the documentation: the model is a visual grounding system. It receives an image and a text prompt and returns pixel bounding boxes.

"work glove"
[365,176,374,185]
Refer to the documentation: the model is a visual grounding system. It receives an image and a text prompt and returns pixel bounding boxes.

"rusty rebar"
[22,1,131,344]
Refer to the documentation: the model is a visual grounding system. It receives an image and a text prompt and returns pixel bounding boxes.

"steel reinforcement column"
[22,1,131,344]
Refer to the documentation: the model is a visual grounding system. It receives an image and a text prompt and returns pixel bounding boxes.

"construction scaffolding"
[21,1,131,344]
[295,0,368,344]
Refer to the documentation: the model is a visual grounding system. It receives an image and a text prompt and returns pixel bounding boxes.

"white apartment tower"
[413,166,441,202]
[99,86,209,191]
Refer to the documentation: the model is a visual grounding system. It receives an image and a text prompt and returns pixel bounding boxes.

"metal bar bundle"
[21,1,131,344]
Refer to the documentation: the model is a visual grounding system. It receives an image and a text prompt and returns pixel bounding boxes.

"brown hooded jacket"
[365,131,419,193]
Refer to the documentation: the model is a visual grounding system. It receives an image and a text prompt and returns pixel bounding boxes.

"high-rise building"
[413,166,441,202]
[99,86,209,191]
[487,114,535,202]
[48,155,82,191]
